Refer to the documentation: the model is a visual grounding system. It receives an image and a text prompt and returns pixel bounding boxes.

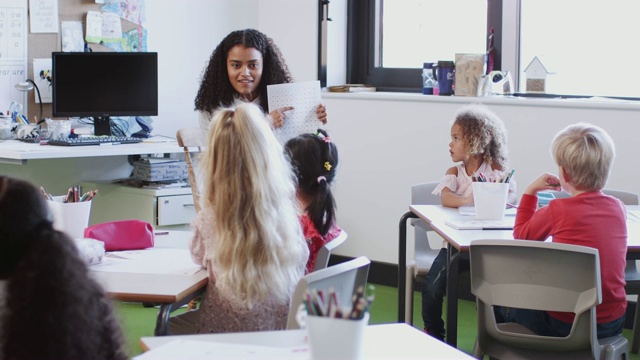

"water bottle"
[422,62,437,95]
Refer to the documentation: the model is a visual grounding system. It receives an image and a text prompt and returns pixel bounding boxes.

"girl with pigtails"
[284,129,342,274]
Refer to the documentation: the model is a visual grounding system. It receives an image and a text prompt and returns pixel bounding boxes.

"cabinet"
[81,181,196,230]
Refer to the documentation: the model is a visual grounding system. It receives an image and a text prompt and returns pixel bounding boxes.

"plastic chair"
[470,239,628,360]
[405,181,441,324]
[176,128,204,213]
[287,256,370,329]
[601,189,640,353]
[312,230,348,272]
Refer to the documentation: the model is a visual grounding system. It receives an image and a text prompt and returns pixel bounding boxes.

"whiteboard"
[0,0,28,116]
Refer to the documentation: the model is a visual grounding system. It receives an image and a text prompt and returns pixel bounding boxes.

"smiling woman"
[194,28,327,134]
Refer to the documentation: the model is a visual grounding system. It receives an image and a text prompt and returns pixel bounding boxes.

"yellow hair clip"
[324,161,332,171]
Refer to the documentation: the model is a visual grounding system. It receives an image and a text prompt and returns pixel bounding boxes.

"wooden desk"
[138,323,475,359]
[398,204,640,347]
[0,138,182,165]
[90,231,208,336]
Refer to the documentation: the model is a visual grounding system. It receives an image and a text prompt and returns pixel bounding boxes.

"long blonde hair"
[199,102,308,308]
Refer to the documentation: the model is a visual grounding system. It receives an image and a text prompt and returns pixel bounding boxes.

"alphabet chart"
[267,80,322,145]
[0,0,28,115]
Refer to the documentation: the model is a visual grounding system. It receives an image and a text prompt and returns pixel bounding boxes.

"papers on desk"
[459,205,517,216]
[91,248,202,275]
[445,217,515,230]
[134,339,309,360]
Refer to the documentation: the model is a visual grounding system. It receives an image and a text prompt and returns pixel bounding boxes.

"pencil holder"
[472,182,509,220]
[47,196,92,240]
[306,312,369,360]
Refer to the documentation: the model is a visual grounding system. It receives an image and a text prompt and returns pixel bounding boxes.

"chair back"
[312,230,348,272]
[470,239,602,358]
[603,189,639,205]
[176,128,204,213]
[287,256,370,329]
[410,181,441,271]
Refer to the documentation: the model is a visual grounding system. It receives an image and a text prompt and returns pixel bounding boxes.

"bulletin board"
[23,0,141,121]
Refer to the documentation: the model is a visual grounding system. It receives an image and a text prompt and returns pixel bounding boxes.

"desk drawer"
[157,195,196,226]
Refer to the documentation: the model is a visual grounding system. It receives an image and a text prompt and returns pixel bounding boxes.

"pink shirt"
[513,192,627,324]
[300,214,341,274]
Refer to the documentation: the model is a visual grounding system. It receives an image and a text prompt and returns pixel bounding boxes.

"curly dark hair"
[0,176,127,360]
[454,103,509,171]
[284,129,339,236]
[194,29,293,115]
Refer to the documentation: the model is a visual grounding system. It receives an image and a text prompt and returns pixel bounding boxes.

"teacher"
[195,28,327,132]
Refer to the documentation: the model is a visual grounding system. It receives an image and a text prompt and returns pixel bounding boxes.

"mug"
[16,124,39,139]
[434,60,455,96]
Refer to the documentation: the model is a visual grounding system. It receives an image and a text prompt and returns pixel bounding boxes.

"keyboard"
[48,136,143,146]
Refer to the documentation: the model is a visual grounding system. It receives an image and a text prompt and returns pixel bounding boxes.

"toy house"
[524,56,549,93]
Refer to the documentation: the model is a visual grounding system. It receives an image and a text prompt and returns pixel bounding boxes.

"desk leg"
[398,211,419,323]
[153,286,207,336]
[446,246,468,348]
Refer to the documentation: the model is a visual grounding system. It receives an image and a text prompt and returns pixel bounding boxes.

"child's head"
[0,176,52,275]
[200,102,307,307]
[551,122,615,191]
[284,129,339,235]
[452,103,508,170]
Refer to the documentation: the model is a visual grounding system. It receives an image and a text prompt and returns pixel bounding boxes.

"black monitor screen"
[52,52,158,119]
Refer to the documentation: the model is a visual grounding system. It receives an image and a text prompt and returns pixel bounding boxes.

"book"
[445,217,515,230]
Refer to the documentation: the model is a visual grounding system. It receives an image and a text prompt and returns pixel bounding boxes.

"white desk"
[138,323,474,359]
[91,231,208,336]
[398,204,640,348]
[0,138,182,165]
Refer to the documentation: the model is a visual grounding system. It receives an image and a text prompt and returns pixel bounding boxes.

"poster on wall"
[28,0,59,33]
[32,58,53,103]
[0,0,28,115]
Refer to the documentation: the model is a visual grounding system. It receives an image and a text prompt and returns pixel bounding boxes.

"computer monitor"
[52,52,158,136]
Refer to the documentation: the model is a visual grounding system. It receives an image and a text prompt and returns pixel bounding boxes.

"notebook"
[445,217,515,230]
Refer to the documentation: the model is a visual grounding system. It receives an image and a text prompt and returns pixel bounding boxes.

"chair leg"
[472,338,484,359]
[632,296,640,354]
[405,264,415,324]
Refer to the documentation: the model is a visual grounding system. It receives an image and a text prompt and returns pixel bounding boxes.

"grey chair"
[470,239,628,360]
[405,181,441,324]
[312,230,348,272]
[287,256,370,329]
[601,189,640,354]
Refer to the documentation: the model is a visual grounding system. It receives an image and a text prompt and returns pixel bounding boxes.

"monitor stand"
[94,116,112,136]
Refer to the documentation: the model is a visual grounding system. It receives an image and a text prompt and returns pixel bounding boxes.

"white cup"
[472,182,509,220]
[306,312,369,360]
[16,124,39,139]
[47,196,92,239]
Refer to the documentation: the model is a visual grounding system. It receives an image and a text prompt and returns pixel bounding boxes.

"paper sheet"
[28,0,59,33]
[267,81,322,145]
[32,58,52,103]
[134,339,309,360]
[90,248,202,275]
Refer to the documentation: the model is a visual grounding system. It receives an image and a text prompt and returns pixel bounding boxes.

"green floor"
[115,285,640,358]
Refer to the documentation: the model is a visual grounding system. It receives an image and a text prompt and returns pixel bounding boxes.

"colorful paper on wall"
[85,10,123,45]
[101,0,146,25]
[32,58,52,103]
[123,26,147,52]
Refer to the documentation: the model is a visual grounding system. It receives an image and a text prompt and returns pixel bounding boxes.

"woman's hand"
[524,173,561,195]
[316,104,328,124]
[268,106,294,128]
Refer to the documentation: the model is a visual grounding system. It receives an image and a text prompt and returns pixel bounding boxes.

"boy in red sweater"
[509,122,626,338]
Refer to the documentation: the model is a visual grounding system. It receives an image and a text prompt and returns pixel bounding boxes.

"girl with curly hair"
[195,28,327,133]
[423,103,517,342]
[0,176,127,360]
[169,102,309,334]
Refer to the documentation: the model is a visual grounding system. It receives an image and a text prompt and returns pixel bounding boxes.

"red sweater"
[300,214,342,274]
[513,191,627,324]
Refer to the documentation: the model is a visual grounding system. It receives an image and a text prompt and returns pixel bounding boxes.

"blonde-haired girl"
[170,102,308,334]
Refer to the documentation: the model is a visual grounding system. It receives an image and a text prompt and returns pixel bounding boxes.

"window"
[348,0,640,99]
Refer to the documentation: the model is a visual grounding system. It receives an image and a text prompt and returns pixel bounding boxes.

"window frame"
[347,0,502,92]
